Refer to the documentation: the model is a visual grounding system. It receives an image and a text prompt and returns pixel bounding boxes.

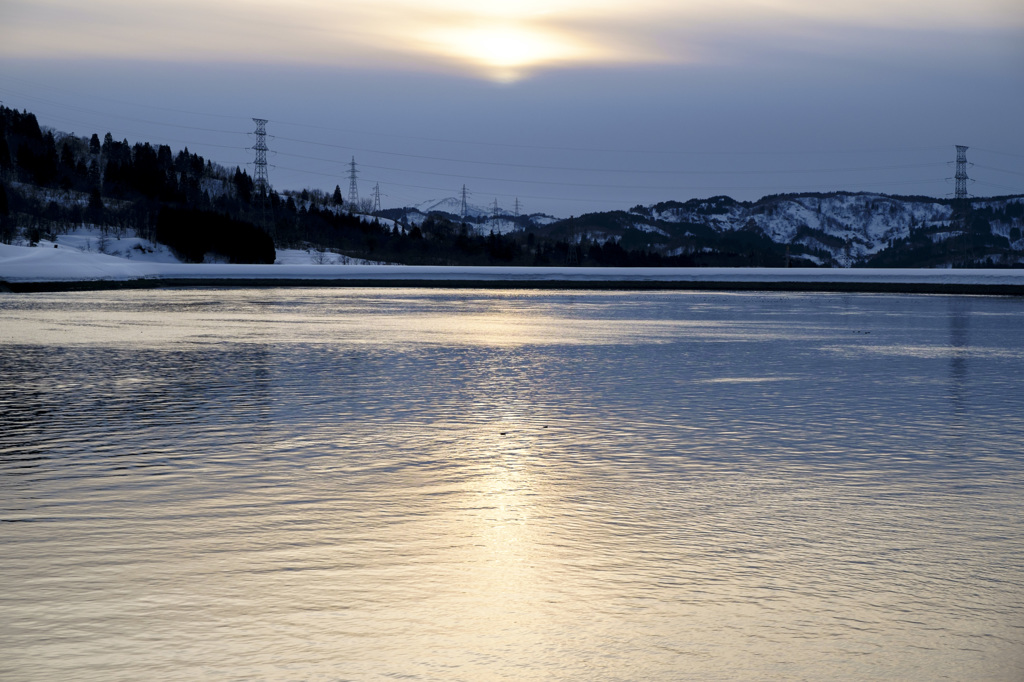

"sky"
[2,0,1022,217]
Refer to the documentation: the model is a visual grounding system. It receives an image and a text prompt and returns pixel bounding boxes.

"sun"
[425,23,599,82]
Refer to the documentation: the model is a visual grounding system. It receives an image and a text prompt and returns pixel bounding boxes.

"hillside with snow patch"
[536,192,1024,267]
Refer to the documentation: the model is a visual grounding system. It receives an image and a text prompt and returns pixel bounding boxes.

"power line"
[4,86,1000,183]
[971,147,1024,160]
[265,149,946,192]
[272,134,948,177]
[0,75,246,121]
[272,163,952,205]
[973,164,1024,178]
[4,77,955,159]
[238,111,952,158]
[27,105,968,194]
[0,86,245,136]
[3,109,252,155]
[974,180,1021,192]
[8,77,1024,185]
[6,84,1016,209]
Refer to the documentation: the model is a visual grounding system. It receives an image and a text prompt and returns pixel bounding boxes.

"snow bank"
[3,242,1024,292]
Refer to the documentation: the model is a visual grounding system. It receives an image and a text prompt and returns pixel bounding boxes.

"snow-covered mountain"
[535,192,1024,267]
[389,197,556,235]
[414,196,494,218]
[652,193,1023,266]
[382,191,1024,267]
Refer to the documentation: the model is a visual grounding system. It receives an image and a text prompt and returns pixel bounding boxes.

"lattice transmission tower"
[250,118,271,228]
[347,157,359,211]
[460,184,469,220]
[372,183,382,213]
[954,145,970,201]
[566,216,579,265]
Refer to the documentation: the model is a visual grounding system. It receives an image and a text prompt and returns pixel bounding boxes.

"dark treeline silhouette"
[155,208,275,264]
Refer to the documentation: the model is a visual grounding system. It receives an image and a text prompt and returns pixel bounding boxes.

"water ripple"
[1,289,1023,680]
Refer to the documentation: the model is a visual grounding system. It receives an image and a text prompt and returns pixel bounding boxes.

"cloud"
[1,0,1019,79]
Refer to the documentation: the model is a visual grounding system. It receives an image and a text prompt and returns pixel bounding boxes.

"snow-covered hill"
[553,192,1024,267]
[377,191,1024,267]
[386,197,555,235]
[644,194,959,265]
[398,192,1024,267]
[0,226,392,274]
[414,196,492,218]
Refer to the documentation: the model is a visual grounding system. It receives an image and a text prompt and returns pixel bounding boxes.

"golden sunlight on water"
[2,289,1024,680]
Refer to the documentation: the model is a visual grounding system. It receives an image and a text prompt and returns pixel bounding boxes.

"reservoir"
[2,288,1023,680]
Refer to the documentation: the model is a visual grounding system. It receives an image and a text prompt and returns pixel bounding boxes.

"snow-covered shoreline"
[3,242,1024,294]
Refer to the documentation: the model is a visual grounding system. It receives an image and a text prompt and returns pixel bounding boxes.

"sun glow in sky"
[0,0,672,79]
[2,0,1019,79]
[421,23,617,82]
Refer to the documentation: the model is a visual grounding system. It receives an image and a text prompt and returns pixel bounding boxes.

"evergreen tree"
[0,182,15,244]
[0,134,10,170]
[88,159,101,189]
[232,167,253,203]
[86,187,104,225]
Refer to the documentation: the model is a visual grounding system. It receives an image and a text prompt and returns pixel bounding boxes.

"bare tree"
[311,246,331,264]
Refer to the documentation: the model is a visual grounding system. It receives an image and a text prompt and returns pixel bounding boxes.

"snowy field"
[2,231,1024,293]
[0,230,391,283]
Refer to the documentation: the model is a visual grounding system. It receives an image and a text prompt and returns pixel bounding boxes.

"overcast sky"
[2,0,1022,216]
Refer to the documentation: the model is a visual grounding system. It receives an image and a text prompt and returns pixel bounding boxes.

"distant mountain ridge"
[493,192,1020,268]
[391,191,1024,267]
[414,196,491,218]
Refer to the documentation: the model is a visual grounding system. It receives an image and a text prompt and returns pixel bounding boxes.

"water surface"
[2,289,1023,680]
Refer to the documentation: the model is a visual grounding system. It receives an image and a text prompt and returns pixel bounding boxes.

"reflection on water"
[1,289,1023,680]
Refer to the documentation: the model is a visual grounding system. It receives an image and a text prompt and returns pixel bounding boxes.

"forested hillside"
[0,107,416,264]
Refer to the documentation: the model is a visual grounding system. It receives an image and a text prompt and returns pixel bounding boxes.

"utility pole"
[250,118,271,231]
[347,157,359,211]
